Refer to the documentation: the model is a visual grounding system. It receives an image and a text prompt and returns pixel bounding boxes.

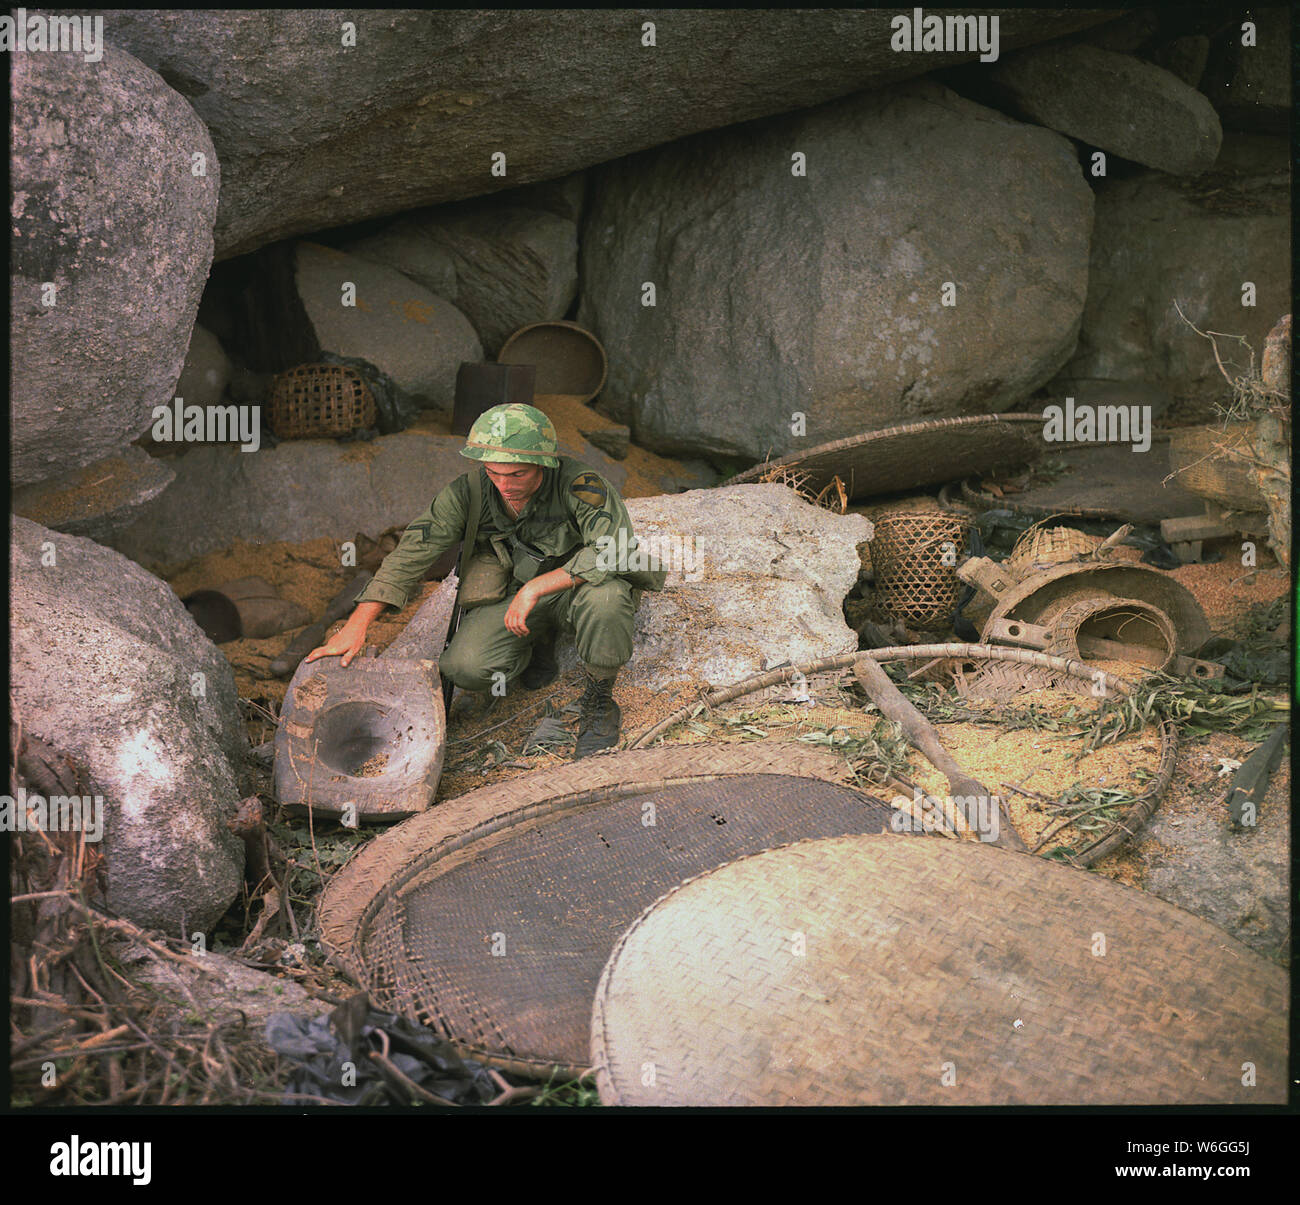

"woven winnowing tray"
[318,744,903,1075]
[592,834,1289,1106]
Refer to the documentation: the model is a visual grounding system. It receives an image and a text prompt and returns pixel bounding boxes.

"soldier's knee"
[573,577,634,617]
[438,638,494,692]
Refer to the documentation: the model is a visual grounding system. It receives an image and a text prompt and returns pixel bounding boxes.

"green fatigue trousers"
[437,577,640,692]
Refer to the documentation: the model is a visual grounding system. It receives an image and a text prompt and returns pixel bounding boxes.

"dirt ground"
[158,475,1290,915]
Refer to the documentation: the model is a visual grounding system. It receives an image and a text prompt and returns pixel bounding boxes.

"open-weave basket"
[1005,525,1102,579]
[869,511,971,627]
[269,363,377,440]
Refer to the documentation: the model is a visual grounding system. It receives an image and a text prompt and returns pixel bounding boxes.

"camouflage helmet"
[460,403,560,468]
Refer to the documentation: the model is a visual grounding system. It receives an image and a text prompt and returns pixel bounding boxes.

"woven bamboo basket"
[1167,422,1267,512]
[1005,525,1102,579]
[269,363,377,440]
[869,511,971,627]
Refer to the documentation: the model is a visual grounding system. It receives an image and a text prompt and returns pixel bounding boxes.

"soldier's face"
[484,462,544,507]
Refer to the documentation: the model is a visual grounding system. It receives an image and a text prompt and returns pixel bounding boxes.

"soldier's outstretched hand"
[304,622,367,667]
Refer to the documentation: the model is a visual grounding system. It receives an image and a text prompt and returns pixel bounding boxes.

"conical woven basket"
[1005,525,1102,579]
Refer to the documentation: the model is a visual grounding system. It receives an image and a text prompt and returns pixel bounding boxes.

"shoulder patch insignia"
[569,472,608,509]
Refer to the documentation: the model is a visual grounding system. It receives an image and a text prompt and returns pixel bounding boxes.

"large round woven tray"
[956,440,1203,523]
[318,744,901,1075]
[725,414,1044,500]
[498,320,607,403]
[592,835,1288,1106]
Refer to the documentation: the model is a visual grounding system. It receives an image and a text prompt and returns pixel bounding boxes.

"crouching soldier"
[306,403,665,758]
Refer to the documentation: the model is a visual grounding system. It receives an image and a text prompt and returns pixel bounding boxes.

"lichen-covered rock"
[10,517,248,933]
[579,80,1093,461]
[9,45,219,486]
[557,485,872,691]
[98,9,1113,258]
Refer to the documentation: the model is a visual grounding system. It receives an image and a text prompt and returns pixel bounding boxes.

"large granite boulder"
[10,45,219,487]
[346,203,578,357]
[1054,135,1290,403]
[110,428,629,569]
[175,324,232,409]
[10,517,248,933]
[1202,7,1291,134]
[985,42,1222,175]
[109,431,472,567]
[579,80,1093,461]
[96,9,1114,258]
[12,447,176,545]
[556,485,872,691]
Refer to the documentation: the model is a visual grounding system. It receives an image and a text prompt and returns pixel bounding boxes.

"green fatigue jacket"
[355,457,667,613]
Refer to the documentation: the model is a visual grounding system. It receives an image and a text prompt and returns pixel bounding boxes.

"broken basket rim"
[628,643,1179,870]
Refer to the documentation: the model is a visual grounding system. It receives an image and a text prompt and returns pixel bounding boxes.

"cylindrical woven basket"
[1167,422,1267,512]
[869,511,971,627]
[498,320,607,403]
[269,363,377,440]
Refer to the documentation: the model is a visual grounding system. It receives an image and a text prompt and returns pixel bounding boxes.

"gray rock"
[1202,8,1290,133]
[109,431,474,567]
[9,45,219,487]
[556,485,871,691]
[555,433,627,495]
[346,203,578,357]
[96,9,1114,259]
[1136,744,1289,963]
[1053,136,1290,404]
[10,517,248,933]
[1043,379,1174,424]
[1149,34,1211,89]
[175,324,232,409]
[112,939,332,1031]
[229,363,273,405]
[579,80,1093,461]
[986,43,1221,175]
[1079,10,1161,54]
[498,169,588,224]
[581,425,630,460]
[344,225,458,301]
[295,242,482,412]
[660,459,723,494]
[12,446,176,545]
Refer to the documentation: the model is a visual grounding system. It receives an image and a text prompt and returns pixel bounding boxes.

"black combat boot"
[573,667,621,759]
[519,631,559,690]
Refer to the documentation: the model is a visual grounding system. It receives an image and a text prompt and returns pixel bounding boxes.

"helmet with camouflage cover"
[460,403,560,468]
